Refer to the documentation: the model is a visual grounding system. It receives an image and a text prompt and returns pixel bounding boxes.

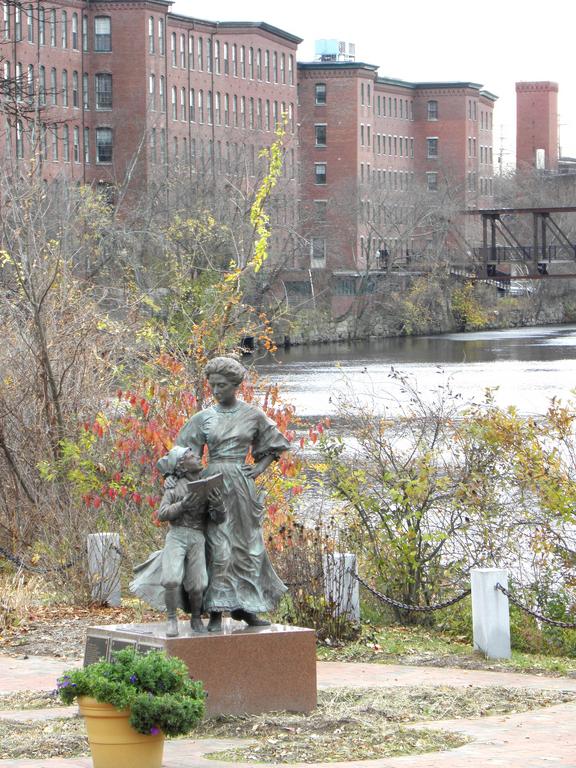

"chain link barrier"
[0,544,83,574]
[495,583,576,629]
[351,571,471,613]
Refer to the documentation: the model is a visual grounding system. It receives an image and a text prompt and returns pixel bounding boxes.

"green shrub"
[57,648,205,736]
[438,588,576,658]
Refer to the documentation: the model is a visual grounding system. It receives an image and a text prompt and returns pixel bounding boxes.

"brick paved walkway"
[1,654,576,767]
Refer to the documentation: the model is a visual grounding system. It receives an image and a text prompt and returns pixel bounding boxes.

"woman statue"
[176,356,289,631]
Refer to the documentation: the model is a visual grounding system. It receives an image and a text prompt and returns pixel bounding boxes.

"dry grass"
[0,600,164,658]
[317,624,576,677]
[0,717,89,760]
[207,726,465,764]
[0,690,64,710]
[0,573,44,635]
[202,685,576,764]
[1,685,573,762]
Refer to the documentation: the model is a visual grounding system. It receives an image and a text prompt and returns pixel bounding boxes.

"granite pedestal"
[84,619,317,715]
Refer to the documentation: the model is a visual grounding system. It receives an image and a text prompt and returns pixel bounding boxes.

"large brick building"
[297,61,497,286]
[1,5,498,311]
[0,0,300,191]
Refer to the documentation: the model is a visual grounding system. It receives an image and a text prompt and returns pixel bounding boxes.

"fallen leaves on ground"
[0,690,64,710]
[0,603,164,659]
[1,685,575,762]
[202,685,576,764]
[207,726,464,763]
[0,717,88,760]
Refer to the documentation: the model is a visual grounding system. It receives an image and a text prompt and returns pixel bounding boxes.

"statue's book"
[184,473,223,503]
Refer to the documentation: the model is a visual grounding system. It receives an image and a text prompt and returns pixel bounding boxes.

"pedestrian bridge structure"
[459,206,576,282]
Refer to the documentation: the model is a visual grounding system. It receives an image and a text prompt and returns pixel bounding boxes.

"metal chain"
[0,544,83,574]
[351,571,471,613]
[495,583,576,629]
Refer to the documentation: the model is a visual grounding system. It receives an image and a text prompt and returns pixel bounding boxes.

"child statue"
[130,445,226,636]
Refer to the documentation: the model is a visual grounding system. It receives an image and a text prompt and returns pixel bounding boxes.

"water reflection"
[257,325,576,418]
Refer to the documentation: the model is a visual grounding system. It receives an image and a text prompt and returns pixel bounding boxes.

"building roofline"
[298,61,379,72]
[93,0,173,6]
[376,78,489,91]
[298,65,498,98]
[412,81,484,90]
[165,15,302,43]
[376,76,416,89]
[516,80,559,91]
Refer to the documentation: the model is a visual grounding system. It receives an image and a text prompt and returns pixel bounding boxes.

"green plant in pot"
[57,648,205,768]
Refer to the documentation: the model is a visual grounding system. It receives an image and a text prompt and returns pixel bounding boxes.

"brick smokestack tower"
[516,81,559,172]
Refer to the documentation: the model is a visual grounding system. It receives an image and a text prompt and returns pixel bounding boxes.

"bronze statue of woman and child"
[130,356,289,636]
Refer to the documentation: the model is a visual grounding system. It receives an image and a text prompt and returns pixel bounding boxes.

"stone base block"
[84,619,317,715]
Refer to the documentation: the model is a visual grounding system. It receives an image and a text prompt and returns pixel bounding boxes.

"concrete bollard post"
[323,552,360,622]
[87,533,121,607]
[471,568,511,659]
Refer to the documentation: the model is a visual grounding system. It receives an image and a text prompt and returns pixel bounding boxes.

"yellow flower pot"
[78,696,165,768]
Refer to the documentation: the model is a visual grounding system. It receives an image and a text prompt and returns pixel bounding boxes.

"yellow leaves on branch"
[248,121,286,274]
[166,211,220,244]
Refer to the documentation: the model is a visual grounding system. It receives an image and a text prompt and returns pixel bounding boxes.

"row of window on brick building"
[468,98,493,129]
[148,17,295,86]
[427,137,494,163]
[312,160,415,191]
[360,167,415,191]
[154,78,295,132]
[3,61,112,110]
[427,137,492,162]
[315,122,493,167]
[467,172,494,195]
[2,3,110,51]
[315,82,414,121]
[360,126,415,158]
[11,117,299,175]
[359,83,414,121]
[6,62,297,128]
[12,120,110,164]
[148,130,296,180]
[1,3,297,90]
[315,85,493,130]
[467,136,493,164]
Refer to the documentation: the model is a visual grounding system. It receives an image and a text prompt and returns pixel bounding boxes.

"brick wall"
[516,81,558,172]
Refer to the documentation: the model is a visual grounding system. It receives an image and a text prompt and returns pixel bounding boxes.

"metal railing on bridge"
[473,244,574,263]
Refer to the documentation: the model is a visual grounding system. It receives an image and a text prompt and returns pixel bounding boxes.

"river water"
[257,324,576,419]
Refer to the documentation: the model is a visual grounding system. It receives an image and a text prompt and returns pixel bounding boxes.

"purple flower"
[129,675,137,684]
[150,726,160,735]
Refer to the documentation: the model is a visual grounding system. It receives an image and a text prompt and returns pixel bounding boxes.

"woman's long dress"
[176,400,289,614]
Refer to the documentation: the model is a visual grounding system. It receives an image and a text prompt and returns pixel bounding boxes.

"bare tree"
[0,167,136,571]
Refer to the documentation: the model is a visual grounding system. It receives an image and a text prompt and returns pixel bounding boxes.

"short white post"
[323,552,360,622]
[87,533,121,607]
[470,568,511,659]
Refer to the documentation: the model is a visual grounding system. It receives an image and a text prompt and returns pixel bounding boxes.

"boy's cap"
[157,446,190,476]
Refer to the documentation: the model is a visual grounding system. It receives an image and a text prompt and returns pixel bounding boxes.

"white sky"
[172,0,576,164]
